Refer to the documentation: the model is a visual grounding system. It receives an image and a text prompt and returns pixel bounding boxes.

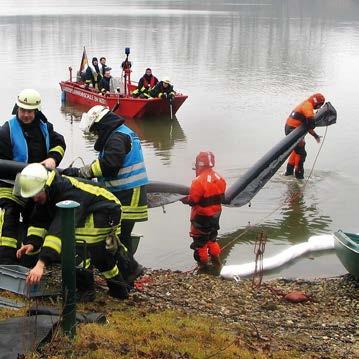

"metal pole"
[57,200,80,338]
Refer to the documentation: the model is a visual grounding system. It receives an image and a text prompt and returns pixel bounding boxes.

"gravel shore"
[129,270,358,358]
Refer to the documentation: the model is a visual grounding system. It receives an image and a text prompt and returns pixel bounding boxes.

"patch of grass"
[31,307,265,359]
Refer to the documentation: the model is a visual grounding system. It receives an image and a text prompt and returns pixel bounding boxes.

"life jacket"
[189,168,226,219]
[142,75,156,89]
[98,125,149,191]
[8,116,50,162]
[286,100,315,129]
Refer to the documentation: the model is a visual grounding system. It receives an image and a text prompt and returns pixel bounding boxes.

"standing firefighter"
[16,163,129,300]
[62,105,148,283]
[182,151,226,269]
[284,93,325,179]
[0,89,66,265]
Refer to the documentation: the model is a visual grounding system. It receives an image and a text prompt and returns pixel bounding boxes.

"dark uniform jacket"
[25,171,121,265]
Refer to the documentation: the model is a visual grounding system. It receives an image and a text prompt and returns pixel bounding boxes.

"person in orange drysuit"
[181,151,227,268]
[284,93,325,179]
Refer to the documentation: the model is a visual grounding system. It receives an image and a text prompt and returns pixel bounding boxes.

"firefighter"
[284,93,325,179]
[15,163,129,300]
[149,77,175,100]
[181,151,227,269]
[85,57,102,90]
[132,68,159,98]
[0,89,66,265]
[62,105,148,283]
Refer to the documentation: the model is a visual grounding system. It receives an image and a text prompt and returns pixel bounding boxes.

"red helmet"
[308,93,325,109]
[194,151,215,169]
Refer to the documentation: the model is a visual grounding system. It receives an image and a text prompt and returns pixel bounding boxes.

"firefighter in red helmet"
[181,151,227,269]
[284,93,325,179]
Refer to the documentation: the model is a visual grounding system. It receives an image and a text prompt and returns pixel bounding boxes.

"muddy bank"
[128,270,358,358]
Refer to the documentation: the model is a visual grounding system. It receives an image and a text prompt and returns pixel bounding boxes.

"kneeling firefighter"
[284,93,325,179]
[15,163,129,300]
[62,105,149,283]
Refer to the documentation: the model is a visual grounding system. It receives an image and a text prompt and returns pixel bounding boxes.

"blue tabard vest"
[8,116,50,162]
[98,125,149,192]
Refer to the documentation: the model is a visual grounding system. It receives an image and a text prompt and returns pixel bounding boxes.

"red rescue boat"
[60,80,187,119]
[60,47,187,119]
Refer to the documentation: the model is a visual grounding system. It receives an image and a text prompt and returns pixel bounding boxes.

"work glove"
[62,165,93,179]
[62,167,80,177]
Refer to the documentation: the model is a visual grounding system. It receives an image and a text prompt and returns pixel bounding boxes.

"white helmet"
[16,89,42,110]
[162,77,171,85]
[79,105,110,132]
[18,163,48,198]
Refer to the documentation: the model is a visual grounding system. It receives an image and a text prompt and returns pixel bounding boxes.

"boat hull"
[334,231,359,279]
[60,81,188,119]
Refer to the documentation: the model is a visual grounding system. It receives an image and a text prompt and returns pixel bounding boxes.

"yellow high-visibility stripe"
[0,188,26,206]
[121,205,148,213]
[0,208,18,248]
[66,177,120,204]
[121,212,148,221]
[101,265,119,279]
[130,187,140,207]
[49,146,65,157]
[77,258,91,269]
[0,236,17,248]
[0,208,4,237]
[91,160,103,177]
[43,235,61,254]
[76,226,118,236]
[27,226,47,238]
[45,170,56,187]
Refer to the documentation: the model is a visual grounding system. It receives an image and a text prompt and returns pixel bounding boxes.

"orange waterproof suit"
[185,167,226,264]
[285,95,322,179]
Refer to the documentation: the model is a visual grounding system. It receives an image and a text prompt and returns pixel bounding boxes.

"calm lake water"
[1,0,359,278]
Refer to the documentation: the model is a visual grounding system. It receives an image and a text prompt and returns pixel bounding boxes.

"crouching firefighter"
[284,93,325,179]
[181,151,227,269]
[15,163,129,300]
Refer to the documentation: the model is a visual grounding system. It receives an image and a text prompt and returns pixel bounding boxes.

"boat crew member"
[16,163,129,300]
[132,68,158,98]
[99,57,107,76]
[98,67,120,94]
[0,89,66,265]
[62,105,149,284]
[284,93,325,179]
[150,77,175,100]
[85,57,102,90]
[181,151,226,269]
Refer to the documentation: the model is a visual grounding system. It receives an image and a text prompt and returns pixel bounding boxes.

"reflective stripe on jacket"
[8,116,50,162]
[98,125,149,191]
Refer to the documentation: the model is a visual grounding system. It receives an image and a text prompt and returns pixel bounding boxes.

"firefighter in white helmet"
[63,105,148,285]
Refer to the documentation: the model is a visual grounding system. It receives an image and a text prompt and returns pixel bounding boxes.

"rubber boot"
[295,159,305,179]
[76,268,96,302]
[284,164,294,176]
[120,237,144,284]
[107,273,129,300]
[211,255,222,269]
